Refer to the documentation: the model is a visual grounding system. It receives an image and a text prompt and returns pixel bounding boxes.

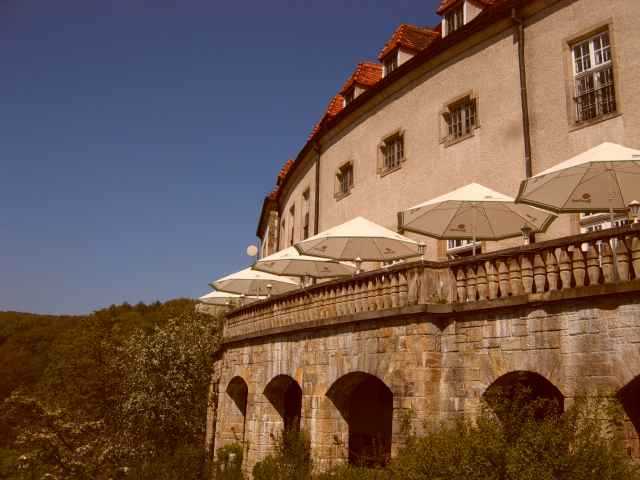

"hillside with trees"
[0,299,220,479]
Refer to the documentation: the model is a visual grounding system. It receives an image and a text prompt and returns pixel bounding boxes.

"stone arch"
[482,370,564,421]
[264,374,303,433]
[618,375,640,458]
[226,376,249,443]
[326,371,393,467]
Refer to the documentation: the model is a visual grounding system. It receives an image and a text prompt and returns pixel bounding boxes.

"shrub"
[216,443,244,480]
[253,428,312,480]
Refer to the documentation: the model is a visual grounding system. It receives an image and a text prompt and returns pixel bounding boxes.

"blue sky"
[1,0,441,314]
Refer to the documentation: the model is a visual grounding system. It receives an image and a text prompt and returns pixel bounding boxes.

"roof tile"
[339,62,383,95]
[378,24,439,60]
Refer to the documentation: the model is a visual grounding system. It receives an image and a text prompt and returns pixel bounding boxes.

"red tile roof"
[378,24,439,60]
[339,62,383,95]
[437,0,497,15]
[308,94,345,141]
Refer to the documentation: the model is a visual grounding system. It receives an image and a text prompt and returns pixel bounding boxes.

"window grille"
[382,134,404,172]
[289,206,295,246]
[444,97,476,142]
[573,31,616,122]
[336,163,353,196]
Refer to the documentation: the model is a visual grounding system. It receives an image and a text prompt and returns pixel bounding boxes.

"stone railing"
[223,225,640,342]
[450,224,640,303]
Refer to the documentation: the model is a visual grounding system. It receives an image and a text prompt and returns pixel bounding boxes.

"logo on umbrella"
[383,248,396,254]
[451,224,467,232]
[572,193,592,204]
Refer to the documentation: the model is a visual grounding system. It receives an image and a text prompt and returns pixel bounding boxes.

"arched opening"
[483,371,564,423]
[327,372,393,467]
[618,375,640,458]
[226,376,248,442]
[264,375,303,433]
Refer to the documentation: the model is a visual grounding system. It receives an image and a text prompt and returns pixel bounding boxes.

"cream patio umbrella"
[211,267,299,297]
[400,183,556,255]
[253,246,356,278]
[516,142,640,216]
[198,290,265,306]
[294,216,422,270]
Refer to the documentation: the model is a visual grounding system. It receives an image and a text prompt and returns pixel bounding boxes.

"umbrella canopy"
[211,267,299,296]
[253,246,356,278]
[294,216,421,262]
[198,290,264,306]
[516,142,640,213]
[401,183,556,241]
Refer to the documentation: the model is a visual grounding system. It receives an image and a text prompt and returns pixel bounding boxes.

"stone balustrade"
[223,225,640,342]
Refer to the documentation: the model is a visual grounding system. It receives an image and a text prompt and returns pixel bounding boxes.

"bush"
[253,428,312,480]
[216,443,244,480]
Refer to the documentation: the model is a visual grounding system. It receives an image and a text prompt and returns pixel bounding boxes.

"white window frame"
[446,238,481,256]
[383,51,398,77]
[335,162,354,199]
[442,96,477,144]
[571,30,616,123]
[445,4,464,36]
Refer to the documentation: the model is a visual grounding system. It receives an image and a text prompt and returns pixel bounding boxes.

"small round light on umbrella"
[266,283,273,297]
[521,225,532,245]
[418,242,426,260]
[628,200,640,224]
[355,257,362,275]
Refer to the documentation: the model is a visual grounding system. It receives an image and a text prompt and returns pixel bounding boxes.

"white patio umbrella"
[401,183,556,255]
[198,290,265,306]
[294,216,422,265]
[516,142,640,216]
[211,267,299,296]
[253,246,356,278]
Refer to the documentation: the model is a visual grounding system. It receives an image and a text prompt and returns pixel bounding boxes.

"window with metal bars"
[381,134,404,173]
[444,97,476,142]
[289,206,295,246]
[336,162,353,197]
[302,189,310,239]
[572,31,616,123]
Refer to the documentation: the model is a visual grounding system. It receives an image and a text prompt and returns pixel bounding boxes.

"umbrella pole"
[472,206,477,256]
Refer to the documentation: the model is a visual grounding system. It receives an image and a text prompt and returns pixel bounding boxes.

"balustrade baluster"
[631,235,640,279]
[520,255,533,294]
[407,268,418,305]
[456,268,467,302]
[558,248,572,290]
[533,253,546,293]
[390,273,399,308]
[367,279,376,311]
[476,263,488,300]
[508,257,523,296]
[497,260,510,297]
[545,250,559,291]
[485,261,498,299]
[375,277,384,311]
[601,242,615,284]
[616,238,630,281]
[383,275,392,309]
[465,265,477,302]
[586,243,601,286]
[344,284,353,314]
[572,246,586,288]
[399,271,408,307]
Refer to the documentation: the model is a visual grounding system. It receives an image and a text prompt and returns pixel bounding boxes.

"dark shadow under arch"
[227,376,248,442]
[618,375,640,457]
[327,372,393,467]
[264,374,303,433]
[483,371,564,422]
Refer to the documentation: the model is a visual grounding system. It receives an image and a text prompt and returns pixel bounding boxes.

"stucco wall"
[268,0,638,261]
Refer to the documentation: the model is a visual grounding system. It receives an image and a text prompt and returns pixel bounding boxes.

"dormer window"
[344,88,355,106]
[383,52,398,77]
[445,5,464,35]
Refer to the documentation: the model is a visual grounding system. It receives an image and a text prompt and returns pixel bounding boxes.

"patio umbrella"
[294,216,422,264]
[401,183,556,255]
[198,290,264,306]
[516,142,640,216]
[211,267,299,296]
[253,246,356,278]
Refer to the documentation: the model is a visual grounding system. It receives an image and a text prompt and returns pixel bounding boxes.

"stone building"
[208,0,640,475]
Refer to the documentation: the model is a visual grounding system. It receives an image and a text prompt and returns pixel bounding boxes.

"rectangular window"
[336,162,354,197]
[289,206,295,246]
[302,189,310,239]
[444,97,477,142]
[446,239,481,256]
[384,52,398,77]
[381,134,404,173]
[280,218,286,249]
[579,212,629,233]
[572,31,616,123]
[445,6,464,35]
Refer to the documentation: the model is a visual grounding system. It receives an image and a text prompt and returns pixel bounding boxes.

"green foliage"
[216,443,245,480]
[0,299,219,480]
[253,429,312,480]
